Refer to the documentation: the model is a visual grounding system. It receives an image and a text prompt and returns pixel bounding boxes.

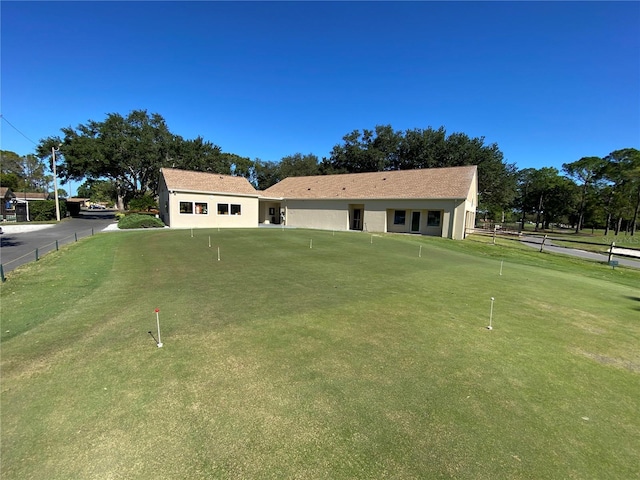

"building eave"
[168,188,260,199]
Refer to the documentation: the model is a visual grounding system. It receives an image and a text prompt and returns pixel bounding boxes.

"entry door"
[411,211,421,232]
[351,209,363,230]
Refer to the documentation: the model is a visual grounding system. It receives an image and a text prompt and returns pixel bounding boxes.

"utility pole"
[52,145,61,222]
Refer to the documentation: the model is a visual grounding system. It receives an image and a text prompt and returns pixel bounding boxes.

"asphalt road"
[0,210,117,273]
[520,235,640,269]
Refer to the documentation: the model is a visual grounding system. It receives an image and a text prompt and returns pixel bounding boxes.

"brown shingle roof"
[262,166,477,200]
[13,192,48,200]
[161,168,258,196]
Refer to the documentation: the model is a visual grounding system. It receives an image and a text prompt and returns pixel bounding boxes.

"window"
[180,202,193,214]
[195,202,208,215]
[180,201,208,214]
[231,204,241,215]
[218,203,229,215]
[427,210,441,227]
[394,210,406,225]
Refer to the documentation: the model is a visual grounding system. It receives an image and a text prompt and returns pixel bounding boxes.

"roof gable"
[161,168,258,196]
[262,166,477,200]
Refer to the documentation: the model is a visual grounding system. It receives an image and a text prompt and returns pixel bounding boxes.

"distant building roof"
[261,166,477,200]
[0,187,15,198]
[13,192,49,201]
[161,168,258,196]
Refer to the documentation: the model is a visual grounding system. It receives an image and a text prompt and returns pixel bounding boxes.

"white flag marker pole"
[217,246,221,261]
[499,260,503,276]
[155,308,163,347]
[487,297,495,330]
[209,236,211,248]
[419,245,422,258]
[310,239,313,249]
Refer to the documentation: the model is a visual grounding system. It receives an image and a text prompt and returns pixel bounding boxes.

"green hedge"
[117,213,165,229]
[29,200,68,221]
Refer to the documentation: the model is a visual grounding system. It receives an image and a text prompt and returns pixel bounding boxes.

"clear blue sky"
[2,1,638,193]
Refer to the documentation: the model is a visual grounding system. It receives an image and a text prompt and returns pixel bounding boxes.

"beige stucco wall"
[166,191,258,229]
[158,176,171,226]
[281,198,472,238]
[282,199,350,230]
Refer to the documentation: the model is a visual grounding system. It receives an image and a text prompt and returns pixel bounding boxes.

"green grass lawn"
[1,229,639,479]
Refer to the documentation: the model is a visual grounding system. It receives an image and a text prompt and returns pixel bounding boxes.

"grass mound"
[117,213,165,229]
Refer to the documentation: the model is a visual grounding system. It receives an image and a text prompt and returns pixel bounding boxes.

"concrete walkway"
[520,235,640,269]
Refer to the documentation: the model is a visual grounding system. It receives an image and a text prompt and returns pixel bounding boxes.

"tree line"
[0,150,60,195]
[1,110,637,234]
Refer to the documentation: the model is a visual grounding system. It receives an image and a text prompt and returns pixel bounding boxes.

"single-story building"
[157,166,477,239]
[1,189,49,222]
[158,168,260,229]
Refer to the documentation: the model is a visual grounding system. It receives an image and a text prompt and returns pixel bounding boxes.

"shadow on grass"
[623,296,640,312]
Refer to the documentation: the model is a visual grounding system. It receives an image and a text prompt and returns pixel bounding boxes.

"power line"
[0,114,38,146]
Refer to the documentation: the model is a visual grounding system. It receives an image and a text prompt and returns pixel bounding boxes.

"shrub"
[117,213,165,229]
[127,194,157,212]
[29,200,68,221]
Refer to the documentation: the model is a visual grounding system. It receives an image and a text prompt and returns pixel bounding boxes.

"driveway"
[520,235,640,269]
[0,210,118,273]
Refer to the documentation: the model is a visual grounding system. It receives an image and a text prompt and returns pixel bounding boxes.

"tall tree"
[22,154,51,192]
[223,153,253,179]
[169,135,228,175]
[562,156,606,233]
[77,179,117,203]
[517,167,576,231]
[0,150,24,177]
[37,110,204,209]
[322,125,516,217]
[278,153,320,179]
[603,148,640,235]
[0,150,51,192]
[253,159,280,190]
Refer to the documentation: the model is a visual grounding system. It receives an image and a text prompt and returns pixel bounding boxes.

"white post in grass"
[487,297,495,330]
[310,239,313,249]
[370,235,373,244]
[419,245,422,258]
[155,308,163,347]
[209,236,211,248]
[539,235,547,253]
[499,260,503,276]
[217,246,221,261]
